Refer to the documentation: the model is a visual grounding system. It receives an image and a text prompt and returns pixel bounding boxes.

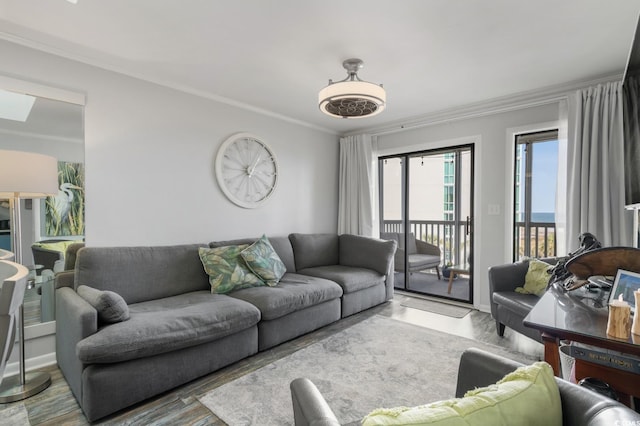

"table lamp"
[0,149,58,402]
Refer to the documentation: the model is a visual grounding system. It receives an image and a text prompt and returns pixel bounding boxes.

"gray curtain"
[337,134,375,236]
[566,81,632,248]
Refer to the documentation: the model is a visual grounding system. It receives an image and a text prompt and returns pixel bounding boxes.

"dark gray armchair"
[488,258,557,343]
[290,348,640,426]
[380,232,441,278]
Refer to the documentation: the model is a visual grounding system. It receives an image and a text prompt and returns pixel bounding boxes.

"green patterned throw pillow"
[198,245,265,294]
[240,235,287,286]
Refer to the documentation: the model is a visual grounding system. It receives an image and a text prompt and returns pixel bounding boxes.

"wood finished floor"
[4,295,543,425]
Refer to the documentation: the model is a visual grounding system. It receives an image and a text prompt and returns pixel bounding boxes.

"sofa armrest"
[455,348,522,397]
[290,378,341,426]
[55,270,75,289]
[56,287,98,401]
[339,234,397,276]
[415,240,440,257]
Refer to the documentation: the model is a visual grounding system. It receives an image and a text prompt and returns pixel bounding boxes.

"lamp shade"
[0,150,58,198]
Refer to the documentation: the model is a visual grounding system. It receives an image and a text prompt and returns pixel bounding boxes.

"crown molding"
[346,73,623,137]
[0,30,337,135]
[0,127,82,144]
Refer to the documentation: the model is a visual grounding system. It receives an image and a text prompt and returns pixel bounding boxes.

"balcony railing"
[382,219,557,264]
[381,220,470,266]
[514,221,556,259]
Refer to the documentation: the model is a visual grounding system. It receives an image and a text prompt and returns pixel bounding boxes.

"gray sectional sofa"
[55,233,396,421]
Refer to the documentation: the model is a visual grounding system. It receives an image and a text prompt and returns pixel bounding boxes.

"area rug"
[0,402,30,425]
[198,315,538,426]
[400,298,472,318]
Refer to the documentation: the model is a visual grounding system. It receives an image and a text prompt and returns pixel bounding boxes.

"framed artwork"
[44,161,85,236]
[609,269,640,314]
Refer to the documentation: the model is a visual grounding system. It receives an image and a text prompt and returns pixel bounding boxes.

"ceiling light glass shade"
[318,81,386,119]
[318,58,386,119]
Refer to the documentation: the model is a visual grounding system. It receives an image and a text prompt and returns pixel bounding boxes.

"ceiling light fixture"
[318,58,386,119]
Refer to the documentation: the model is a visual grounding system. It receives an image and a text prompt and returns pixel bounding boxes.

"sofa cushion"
[228,273,343,321]
[362,361,561,426]
[199,246,265,294]
[76,291,260,364]
[492,291,540,317]
[298,265,384,294]
[75,244,210,304]
[77,285,130,324]
[289,233,339,270]
[240,235,287,286]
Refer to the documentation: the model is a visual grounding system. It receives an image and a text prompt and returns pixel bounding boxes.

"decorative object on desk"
[548,232,601,291]
[0,149,58,402]
[566,246,640,280]
[607,294,631,339]
[609,269,640,314]
[633,290,640,335]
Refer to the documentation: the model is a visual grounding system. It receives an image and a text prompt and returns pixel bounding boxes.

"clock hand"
[248,154,261,177]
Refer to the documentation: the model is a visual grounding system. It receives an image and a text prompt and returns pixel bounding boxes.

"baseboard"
[4,352,57,377]
[476,303,490,313]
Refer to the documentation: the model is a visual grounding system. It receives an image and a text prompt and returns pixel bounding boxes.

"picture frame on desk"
[609,269,640,314]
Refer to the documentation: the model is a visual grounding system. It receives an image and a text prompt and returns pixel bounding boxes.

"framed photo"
[609,269,640,314]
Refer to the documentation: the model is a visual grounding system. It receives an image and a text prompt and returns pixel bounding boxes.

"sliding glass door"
[379,144,474,303]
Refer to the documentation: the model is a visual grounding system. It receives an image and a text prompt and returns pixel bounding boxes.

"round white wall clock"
[215,133,279,208]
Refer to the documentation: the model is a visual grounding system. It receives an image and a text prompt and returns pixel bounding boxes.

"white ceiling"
[0,0,639,136]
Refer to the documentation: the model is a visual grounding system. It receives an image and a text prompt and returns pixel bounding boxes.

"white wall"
[377,103,560,311]
[0,39,339,370]
[0,39,340,247]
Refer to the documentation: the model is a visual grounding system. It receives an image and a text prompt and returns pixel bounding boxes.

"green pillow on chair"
[362,361,561,426]
[515,258,552,296]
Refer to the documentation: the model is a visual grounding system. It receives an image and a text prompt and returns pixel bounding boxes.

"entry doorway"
[379,144,474,303]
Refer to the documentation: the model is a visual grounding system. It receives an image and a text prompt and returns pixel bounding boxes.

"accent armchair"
[380,232,441,278]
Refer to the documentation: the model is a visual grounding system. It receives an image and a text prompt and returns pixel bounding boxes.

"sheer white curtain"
[566,81,633,248]
[555,99,569,255]
[337,134,377,236]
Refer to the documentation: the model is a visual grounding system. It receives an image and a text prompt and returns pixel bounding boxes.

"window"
[513,130,559,260]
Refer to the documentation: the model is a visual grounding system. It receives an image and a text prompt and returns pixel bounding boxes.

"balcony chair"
[380,232,441,279]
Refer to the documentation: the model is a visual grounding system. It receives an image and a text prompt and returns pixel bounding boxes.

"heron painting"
[45,162,85,236]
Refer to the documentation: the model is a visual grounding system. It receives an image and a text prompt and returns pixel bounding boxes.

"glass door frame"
[378,143,475,304]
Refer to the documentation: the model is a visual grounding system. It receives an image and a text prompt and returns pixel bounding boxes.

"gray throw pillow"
[77,285,130,324]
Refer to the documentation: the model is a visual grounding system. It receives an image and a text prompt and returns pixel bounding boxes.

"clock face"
[215,133,278,208]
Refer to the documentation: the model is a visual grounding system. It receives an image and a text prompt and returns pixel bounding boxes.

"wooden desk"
[524,286,640,408]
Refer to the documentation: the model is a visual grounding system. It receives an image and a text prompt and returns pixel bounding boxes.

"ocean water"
[532,212,555,222]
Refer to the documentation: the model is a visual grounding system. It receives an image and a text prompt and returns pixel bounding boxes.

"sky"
[531,140,558,214]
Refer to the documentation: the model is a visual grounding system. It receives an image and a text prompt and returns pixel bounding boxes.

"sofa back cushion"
[289,233,339,270]
[74,244,209,304]
[209,236,296,272]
